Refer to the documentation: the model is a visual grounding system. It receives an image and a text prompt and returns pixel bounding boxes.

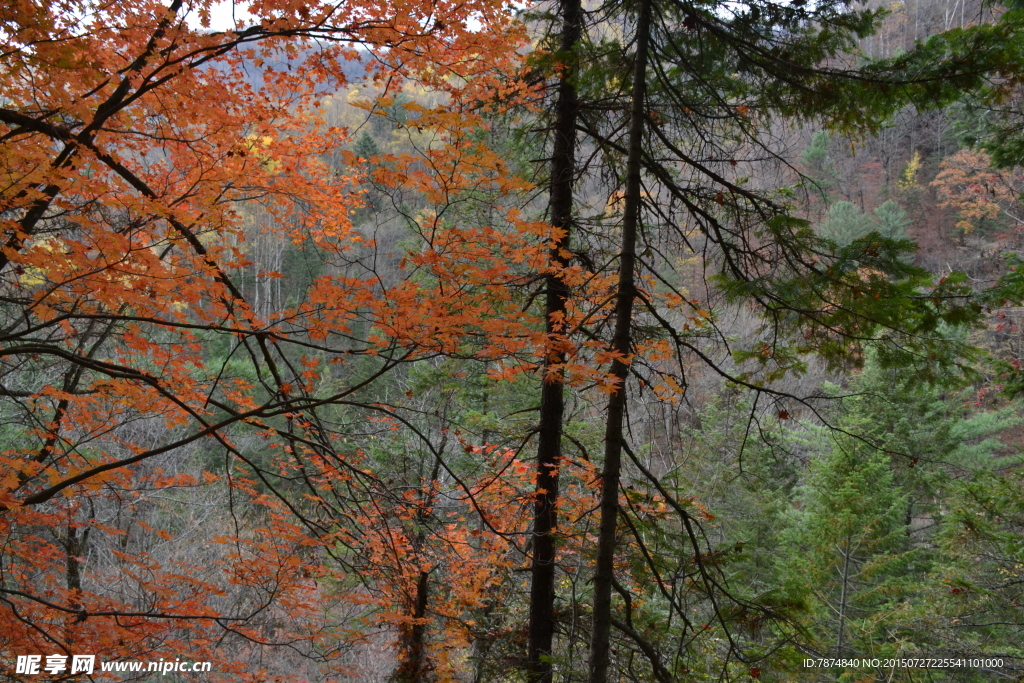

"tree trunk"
[395,570,431,683]
[835,534,852,663]
[395,458,442,682]
[588,0,651,680]
[527,0,582,679]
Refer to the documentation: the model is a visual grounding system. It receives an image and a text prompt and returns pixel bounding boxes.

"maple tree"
[0,0,541,675]
[932,148,1024,237]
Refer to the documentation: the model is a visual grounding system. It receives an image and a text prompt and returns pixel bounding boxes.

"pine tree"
[818,201,873,246]
[871,200,912,241]
[783,352,1018,674]
[802,130,838,194]
[790,441,914,663]
[353,131,381,161]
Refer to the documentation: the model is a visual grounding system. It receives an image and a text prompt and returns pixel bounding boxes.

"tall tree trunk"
[835,534,852,663]
[395,458,443,682]
[527,0,582,679]
[588,0,651,680]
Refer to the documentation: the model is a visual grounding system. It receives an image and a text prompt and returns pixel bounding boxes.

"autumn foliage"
[6,0,1024,678]
[0,0,542,675]
[932,148,1024,237]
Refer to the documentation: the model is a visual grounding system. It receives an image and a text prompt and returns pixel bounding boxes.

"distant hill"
[206,39,371,94]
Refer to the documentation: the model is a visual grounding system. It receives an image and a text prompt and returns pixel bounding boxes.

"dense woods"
[4,0,1024,680]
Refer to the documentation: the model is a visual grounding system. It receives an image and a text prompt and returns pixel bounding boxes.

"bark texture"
[588,1,651,680]
[527,0,583,680]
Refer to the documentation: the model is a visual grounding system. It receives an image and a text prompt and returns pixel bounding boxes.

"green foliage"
[773,352,1019,676]
[928,468,1024,668]
[614,394,807,680]
[818,201,872,246]
[946,66,1024,171]
[353,130,381,161]
[871,200,911,241]
[720,217,982,384]
[818,200,910,247]
[844,10,1024,134]
[801,131,836,194]
[802,131,830,169]
[787,444,915,661]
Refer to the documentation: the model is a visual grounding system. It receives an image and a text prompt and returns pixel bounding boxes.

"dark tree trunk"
[395,458,442,682]
[588,0,651,680]
[527,0,583,680]
[395,570,431,683]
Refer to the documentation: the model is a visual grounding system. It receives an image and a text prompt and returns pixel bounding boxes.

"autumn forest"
[4,0,1024,680]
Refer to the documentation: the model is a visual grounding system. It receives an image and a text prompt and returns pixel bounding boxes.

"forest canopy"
[2,0,1024,680]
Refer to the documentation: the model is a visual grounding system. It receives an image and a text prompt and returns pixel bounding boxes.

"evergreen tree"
[802,130,837,194]
[354,130,381,161]
[928,468,1024,676]
[782,352,1018,677]
[792,444,913,662]
[871,200,912,241]
[818,201,872,246]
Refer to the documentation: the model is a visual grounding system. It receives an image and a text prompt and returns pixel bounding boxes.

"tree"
[802,130,838,196]
[526,0,584,678]
[520,0,1019,675]
[354,131,382,162]
[765,339,1015,671]
[8,0,1024,676]
[818,200,911,246]
[872,199,912,241]
[587,0,652,679]
[932,148,1024,237]
[0,0,532,672]
[818,201,874,246]
[928,467,1024,675]
[790,439,915,663]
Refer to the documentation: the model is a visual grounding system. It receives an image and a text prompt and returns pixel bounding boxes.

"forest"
[3,0,1024,680]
